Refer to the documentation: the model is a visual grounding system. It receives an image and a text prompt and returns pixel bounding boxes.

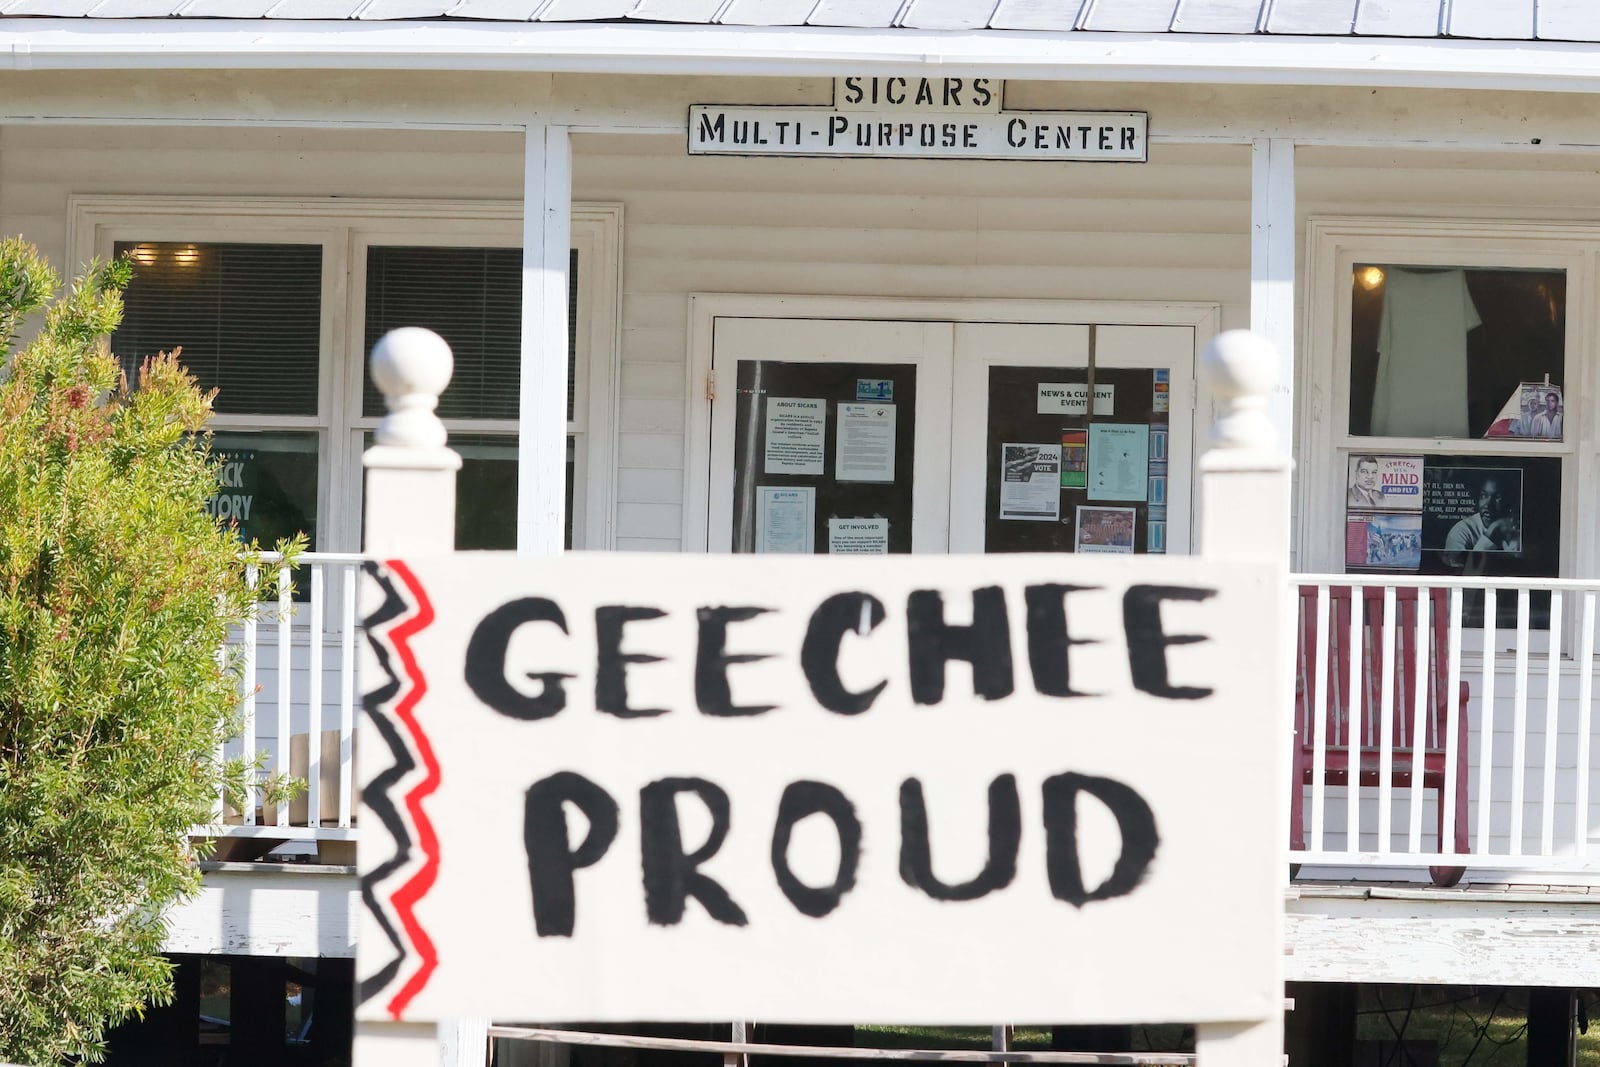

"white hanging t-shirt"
[1370,268,1482,438]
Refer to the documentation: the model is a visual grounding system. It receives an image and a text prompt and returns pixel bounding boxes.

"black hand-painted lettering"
[465,598,574,721]
[523,771,619,937]
[1042,772,1158,907]
[906,587,1014,705]
[771,781,862,918]
[695,606,776,716]
[898,774,1020,901]
[595,605,668,718]
[1122,584,1216,700]
[801,592,887,715]
[1024,583,1099,698]
[640,777,748,927]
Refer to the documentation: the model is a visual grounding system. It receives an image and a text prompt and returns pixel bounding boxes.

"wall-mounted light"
[1355,266,1386,291]
[128,244,160,267]
[171,244,201,269]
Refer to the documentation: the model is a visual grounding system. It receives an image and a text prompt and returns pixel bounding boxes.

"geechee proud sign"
[356,552,1281,1027]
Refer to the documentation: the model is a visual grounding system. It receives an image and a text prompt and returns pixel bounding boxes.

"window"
[115,241,325,549]
[76,198,622,554]
[1306,219,1585,637]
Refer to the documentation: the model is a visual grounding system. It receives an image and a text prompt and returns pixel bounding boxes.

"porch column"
[518,122,573,556]
[1250,137,1296,556]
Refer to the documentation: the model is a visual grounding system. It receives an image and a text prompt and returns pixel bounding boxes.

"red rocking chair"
[1292,585,1471,887]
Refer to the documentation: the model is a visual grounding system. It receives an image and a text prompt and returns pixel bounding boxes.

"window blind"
[362,246,579,422]
[112,242,322,417]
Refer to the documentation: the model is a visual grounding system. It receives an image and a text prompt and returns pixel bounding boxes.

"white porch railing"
[196,558,1600,880]
[1291,573,1600,879]
[194,552,365,850]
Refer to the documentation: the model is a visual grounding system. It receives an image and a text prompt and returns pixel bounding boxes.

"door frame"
[684,293,1223,552]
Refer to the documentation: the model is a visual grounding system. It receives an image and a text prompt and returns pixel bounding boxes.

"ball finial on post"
[1202,329,1280,457]
[371,327,454,450]
[363,327,461,555]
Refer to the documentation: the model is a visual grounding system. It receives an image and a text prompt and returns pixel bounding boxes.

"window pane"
[1349,265,1565,439]
[568,247,579,423]
[1344,452,1559,628]
[113,242,322,417]
[361,246,581,423]
[207,430,319,548]
[453,433,518,550]
[983,365,1169,554]
[730,361,916,554]
[358,432,578,550]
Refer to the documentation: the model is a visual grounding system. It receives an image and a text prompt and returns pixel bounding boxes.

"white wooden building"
[7,0,1600,1061]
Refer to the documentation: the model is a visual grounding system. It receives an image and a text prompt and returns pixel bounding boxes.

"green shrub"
[0,239,271,1063]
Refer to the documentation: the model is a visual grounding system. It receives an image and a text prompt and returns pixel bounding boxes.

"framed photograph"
[1345,511,1422,571]
[1345,454,1422,512]
[1485,382,1563,440]
[1075,505,1136,554]
[1421,465,1523,555]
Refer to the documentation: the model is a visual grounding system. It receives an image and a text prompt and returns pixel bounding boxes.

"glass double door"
[707,317,1194,555]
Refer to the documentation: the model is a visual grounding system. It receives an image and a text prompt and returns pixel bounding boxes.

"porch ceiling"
[2,0,1597,45]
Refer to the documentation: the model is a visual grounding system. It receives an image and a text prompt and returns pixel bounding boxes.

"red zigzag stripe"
[382,559,443,1020]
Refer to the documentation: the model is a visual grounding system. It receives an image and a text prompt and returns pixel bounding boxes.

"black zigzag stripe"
[357,560,417,1006]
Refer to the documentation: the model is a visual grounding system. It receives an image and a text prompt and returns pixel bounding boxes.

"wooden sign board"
[356,553,1281,1025]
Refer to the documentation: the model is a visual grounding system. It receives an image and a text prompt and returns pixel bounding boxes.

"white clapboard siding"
[0,124,522,270]
[1299,145,1600,215]
[574,133,1253,549]
[4,123,1594,565]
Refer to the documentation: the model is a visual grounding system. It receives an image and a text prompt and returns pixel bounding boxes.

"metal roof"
[3,0,1598,44]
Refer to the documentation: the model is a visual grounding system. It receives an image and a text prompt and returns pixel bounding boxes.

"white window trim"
[1301,216,1599,655]
[67,195,623,552]
[1301,217,1592,576]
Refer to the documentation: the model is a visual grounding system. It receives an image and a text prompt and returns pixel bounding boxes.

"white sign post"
[353,331,1288,1062]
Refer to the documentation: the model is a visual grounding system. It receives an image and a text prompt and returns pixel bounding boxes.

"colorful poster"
[836,402,896,483]
[1149,426,1168,463]
[1346,454,1422,512]
[1076,505,1137,554]
[1485,382,1563,440]
[855,378,894,402]
[999,443,1062,521]
[755,486,815,553]
[764,397,826,475]
[1345,512,1422,571]
[1148,520,1167,554]
[1089,423,1149,502]
[1037,383,1114,416]
[1060,429,1088,489]
[827,517,889,554]
[1422,466,1523,554]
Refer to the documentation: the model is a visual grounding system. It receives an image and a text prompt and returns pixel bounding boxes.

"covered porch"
[207,556,1600,889]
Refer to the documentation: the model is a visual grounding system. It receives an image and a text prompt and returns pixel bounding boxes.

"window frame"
[70,196,623,553]
[1302,217,1596,650]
